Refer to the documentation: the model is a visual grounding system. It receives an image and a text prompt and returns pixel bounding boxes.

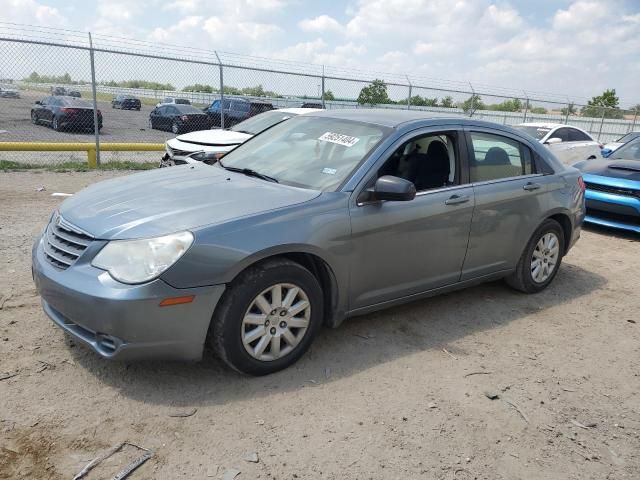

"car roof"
[309,108,465,127]
[276,107,324,115]
[516,122,565,129]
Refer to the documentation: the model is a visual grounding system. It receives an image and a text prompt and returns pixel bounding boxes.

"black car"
[149,104,212,134]
[300,102,323,109]
[204,98,274,127]
[50,86,67,96]
[67,90,82,98]
[112,94,141,110]
[31,96,102,132]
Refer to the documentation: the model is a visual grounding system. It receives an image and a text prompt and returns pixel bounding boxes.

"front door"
[348,128,474,310]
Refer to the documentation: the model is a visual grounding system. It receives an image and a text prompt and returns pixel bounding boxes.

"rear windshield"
[174,104,201,114]
[615,132,640,143]
[175,98,191,105]
[60,97,91,107]
[610,139,640,160]
[231,110,298,135]
[513,125,551,140]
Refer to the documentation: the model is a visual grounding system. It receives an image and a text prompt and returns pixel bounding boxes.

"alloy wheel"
[531,232,559,283]
[241,283,311,362]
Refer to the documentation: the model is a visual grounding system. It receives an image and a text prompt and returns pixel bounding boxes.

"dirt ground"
[1,171,638,480]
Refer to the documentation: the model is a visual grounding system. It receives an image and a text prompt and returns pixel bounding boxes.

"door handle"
[444,194,470,205]
[523,182,541,191]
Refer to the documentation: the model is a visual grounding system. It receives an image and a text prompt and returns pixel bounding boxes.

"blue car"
[574,138,640,233]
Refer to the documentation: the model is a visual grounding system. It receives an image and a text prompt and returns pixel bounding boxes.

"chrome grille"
[44,214,93,270]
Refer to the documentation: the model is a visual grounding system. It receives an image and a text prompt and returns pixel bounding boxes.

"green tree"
[357,79,390,106]
[183,84,215,93]
[322,89,335,101]
[561,102,577,116]
[488,98,522,112]
[440,96,454,108]
[530,106,548,114]
[461,94,485,114]
[581,88,623,119]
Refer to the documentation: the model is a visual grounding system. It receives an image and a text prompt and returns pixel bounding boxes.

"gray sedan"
[32,110,585,375]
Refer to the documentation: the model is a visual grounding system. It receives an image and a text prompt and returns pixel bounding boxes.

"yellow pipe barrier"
[0,142,165,168]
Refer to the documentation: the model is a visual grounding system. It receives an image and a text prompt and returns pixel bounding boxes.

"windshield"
[220,116,389,191]
[231,110,299,135]
[513,125,551,140]
[615,132,640,143]
[610,138,640,160]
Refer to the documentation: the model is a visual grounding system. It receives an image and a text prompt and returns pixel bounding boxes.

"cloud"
[0,0,66,27]
[298,15,344,34]
[271,38,328,62]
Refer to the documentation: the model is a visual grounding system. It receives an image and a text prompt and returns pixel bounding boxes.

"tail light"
[577,176,586,192]
[181,115,189,121]
[61,108,80,113]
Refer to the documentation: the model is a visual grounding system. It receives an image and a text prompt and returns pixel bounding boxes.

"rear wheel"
[210,258,323,375]
[506,219,564,293]
[171,121,180,134]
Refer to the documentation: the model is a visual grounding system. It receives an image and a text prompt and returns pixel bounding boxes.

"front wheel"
[148,118,154,130]
[31,111,38,125]
[210,258,324,375]
[506,219,565,293]
[171,121,180,134]
[52,116,60,131]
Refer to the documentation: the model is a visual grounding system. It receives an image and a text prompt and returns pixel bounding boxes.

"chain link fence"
[1,23,639,166]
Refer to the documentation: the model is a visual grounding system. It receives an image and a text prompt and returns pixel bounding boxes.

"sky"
[2,0,639,106]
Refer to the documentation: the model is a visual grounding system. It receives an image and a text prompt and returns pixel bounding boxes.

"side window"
[168,106,179,115]
[222,99,232,110]
[568,128,592,142]
[210,100,220,110]
[550,128,570,142]
[469,132,532,183]
[377,131,458,192]
[235,101,250,113]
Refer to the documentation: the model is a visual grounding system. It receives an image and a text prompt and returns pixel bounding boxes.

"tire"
[136,107,141,111]
[171,121,180,134]
[31,111,38,125]
[52,116,60,131]
[148,118,154,130]
[506,219,565,293]
[210,258,324,375]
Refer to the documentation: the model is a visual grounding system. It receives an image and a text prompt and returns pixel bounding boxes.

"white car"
[513,123,602,165]
[601,131,640,156]
[161,107,322,166]
[155,97,191,108]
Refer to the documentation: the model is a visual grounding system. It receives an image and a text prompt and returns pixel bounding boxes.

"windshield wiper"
[233,130,254,135]
[218,162,279,183]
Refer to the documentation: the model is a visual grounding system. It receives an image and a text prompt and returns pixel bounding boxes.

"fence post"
[321,65,325,109]
[88,32,100,167]
[406,75,412,110]
[631,108,638,132]
[215,51,224,129]
[597,107,606,141]
[522,93,529,123]
[564,102,570,124]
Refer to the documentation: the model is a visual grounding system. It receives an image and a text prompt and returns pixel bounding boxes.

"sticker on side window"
[318,132,360,147]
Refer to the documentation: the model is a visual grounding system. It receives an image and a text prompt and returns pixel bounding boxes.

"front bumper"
[32,235,226,361]
[584,188,640,233]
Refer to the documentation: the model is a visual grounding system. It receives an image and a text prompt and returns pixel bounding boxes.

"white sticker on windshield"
[322,167,337,175]
[318,132,360,147]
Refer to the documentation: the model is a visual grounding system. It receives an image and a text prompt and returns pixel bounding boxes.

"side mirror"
[545,137,562,145]
[601,148,612,158]
[363,175,416,203]
[35,100,42,105]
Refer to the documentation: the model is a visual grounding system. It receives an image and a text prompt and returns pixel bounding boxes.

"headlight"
[187,151,225,164]
[92,231,193,284]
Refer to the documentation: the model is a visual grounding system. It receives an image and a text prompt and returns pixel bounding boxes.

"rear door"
[568,128,600,161]
[462,128,553,280]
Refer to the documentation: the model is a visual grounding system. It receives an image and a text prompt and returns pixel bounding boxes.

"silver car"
[32,110,585,375]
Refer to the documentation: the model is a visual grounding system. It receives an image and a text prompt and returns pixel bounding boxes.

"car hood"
[173,129,252,146]
[59,164,320,240]
[576,158,640,182]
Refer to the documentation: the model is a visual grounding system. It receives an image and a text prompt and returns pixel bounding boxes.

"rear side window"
[234,101,250,113]
[469,132,533,182]
[222,99,232,109]
[568,128,592,141]
[550,128,570,142]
